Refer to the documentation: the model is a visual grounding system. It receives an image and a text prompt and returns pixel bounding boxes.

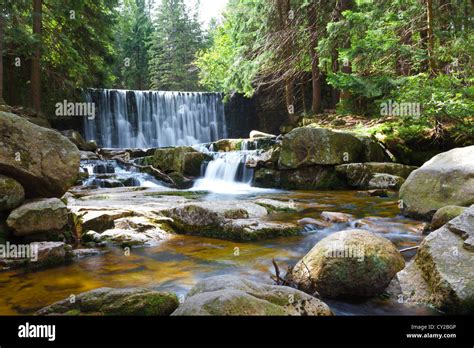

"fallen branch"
[113,156,176,187]
[271,258,290,286]
[399,246,419,253]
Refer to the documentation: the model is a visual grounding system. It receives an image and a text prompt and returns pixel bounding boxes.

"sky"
[185,0,229,25]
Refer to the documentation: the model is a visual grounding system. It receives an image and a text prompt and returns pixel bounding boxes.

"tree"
[0,8,4,104]
[148,0,204,91]
[31,0,42,113]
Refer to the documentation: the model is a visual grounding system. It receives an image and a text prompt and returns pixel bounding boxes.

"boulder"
[279,127,365,169]
[0,111,80,197]
[183,152,211,177]
[399,146,474,219]
[280,166,346,190]
[152,146,196,173]
[335,162,417,188]
[0,175,25,211]
[397,206,474,313]
[354,135,391,162]
[37,287,179,316]
[430,205,466,231]
[367,173,405,190]
[286,229,405,298]
[172,275,332,316]
[253,168,281,188]
[6,198,68,236]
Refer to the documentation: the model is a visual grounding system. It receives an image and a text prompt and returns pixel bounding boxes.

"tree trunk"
[0,10,4,104]
[339,0,353,101]
[31,0,42,114]
[309,2,321,113]
[279,0,294,117]
[426,0,435,76]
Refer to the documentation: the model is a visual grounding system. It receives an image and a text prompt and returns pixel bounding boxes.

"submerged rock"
[0,111,80,197]
[172,275,332,316]
[399,146,474,219]
[286,229,405,298]
[6,198,68,236]
[0,175,25,211]
[279,127,365,168]
[37,287,179,316]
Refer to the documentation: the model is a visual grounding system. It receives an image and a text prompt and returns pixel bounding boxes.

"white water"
[84,89,227,148]
[192,141,272,194]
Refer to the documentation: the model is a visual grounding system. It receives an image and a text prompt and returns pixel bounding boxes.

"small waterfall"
[83,89,227,148]
[192,140,265,194]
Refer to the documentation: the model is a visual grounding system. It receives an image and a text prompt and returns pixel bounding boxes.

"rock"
[99,228,168,246]
[253,168,281,188]
[71,248,103,259]
[321,211,354,223]
[120,177,140,187]
[368,173,405,190]
[183,152,211,177]
[221,219,299,241]
[249,130,276,140]
[335,162,417,188]
[92,163,115,174]
[430,205,466,231]
[280,166,346,190]
[254,199,297,212]
[168,172,193,189]
[60,130,88,151]
[80,210,133,232]
[366,189,389,198]
[37,287,179,316]
[212,139,242,152]
[354,135,391,162]
[0,111,80,197]
[399,146,474,219]
[172,275,332,316]
[80,151,99,160]
[246,146,280,168]
[286,229,404,298]
[397,207,474,313]
[297,218,331,229]
[6,198,68,236]
[279,127,365,169]
[1,242,73,270]
[0,175,25,211]
[152,146,196,173]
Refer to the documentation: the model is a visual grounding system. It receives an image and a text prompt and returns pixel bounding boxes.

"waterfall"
[83,89,227,148]
[192,140,267,194]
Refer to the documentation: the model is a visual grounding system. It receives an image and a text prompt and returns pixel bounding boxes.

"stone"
[279,166,345,190]
[320,211,354,223]
[0,111,80,197]
[153,146,196,173]
[430,205,466,231]
[6,198,68,236]
[1,242,73,270]
[286,229,405,298]
[399,146,474,219]
[212,139,243,152]
[0,175,25,211]
[253,168,281,188]
[183,152,211,177]
[279,127,365,169]
[297,218,331,229]
[368,173,405,190]
[172,275,332,316]
[37,287,179,316]
[335,162,417,188]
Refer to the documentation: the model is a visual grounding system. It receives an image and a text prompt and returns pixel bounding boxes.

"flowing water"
[84,89,227,148]
[0,190,435,316]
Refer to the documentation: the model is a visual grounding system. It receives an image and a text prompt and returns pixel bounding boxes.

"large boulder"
[399,146,474,219]
[397,206,474,313]
[6,198,68,236]
[280,166,346,190]
[286,229,405,298]
[0,175,25,211]
[37,287,179,316]
[335,162,417,189]
[152,146,196,173]
[0,111,80,197]
[172,275,332,316]
[183,152,211,177]
[279,127,365,169]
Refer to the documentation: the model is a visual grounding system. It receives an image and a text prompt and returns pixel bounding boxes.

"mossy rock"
[0,175,25,211]
[36,287,179,316]
[430,205,467,231]
[152,146,196,173]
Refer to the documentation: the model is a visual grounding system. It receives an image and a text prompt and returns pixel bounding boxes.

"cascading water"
[192,140,269,194]
[83,89,227,148]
